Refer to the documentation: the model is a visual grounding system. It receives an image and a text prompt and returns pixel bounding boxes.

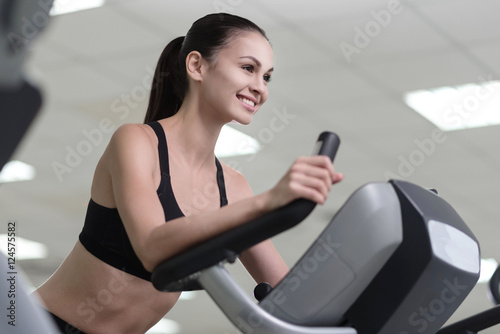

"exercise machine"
[152,132,484,334]
[0,0,54,170]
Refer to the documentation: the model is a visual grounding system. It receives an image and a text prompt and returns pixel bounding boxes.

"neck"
[159,94,224,170]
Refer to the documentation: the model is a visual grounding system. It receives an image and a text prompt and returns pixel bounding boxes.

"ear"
[185,51,204,82]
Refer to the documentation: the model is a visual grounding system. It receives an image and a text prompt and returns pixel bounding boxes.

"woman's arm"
[106,124,342,273]
[239,240,288,287]
[223,166,289,286]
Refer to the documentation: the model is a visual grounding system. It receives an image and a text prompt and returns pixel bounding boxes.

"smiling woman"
[143,14,272,124]
[33,13,343,334]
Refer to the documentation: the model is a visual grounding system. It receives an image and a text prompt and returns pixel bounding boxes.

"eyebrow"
[240,56,274,72]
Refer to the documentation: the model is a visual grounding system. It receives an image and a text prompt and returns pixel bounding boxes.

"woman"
[35,13,343,334]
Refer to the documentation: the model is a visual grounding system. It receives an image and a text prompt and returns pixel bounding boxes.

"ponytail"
[144,36,187,123]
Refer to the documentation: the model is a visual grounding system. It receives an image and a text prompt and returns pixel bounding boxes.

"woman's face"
[200,31,274,125]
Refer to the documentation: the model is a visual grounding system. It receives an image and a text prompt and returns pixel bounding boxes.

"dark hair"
[143,13,268,123]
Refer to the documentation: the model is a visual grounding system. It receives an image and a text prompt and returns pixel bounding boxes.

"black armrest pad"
[152,199,315,291]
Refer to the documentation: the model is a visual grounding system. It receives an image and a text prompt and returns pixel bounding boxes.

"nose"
[250,77,268,102]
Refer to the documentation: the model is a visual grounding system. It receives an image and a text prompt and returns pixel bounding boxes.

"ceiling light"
[179,291,198,300]
[0,235,48,260]
[215,125,261,157]
[404,80,500,131]
[146,318,180,334]
[0,160,35,183]
[50,0,106,16]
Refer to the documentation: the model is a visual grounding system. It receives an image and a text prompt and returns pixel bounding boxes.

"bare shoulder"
[91,123,159,205]
[106,123,155,155]
[218,161,253,203]
[101,123,159,174]
[109,123,155,147]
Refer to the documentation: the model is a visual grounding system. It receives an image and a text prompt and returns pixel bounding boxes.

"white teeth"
[239,97,256,107]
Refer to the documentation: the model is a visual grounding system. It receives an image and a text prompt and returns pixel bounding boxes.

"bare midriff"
[35,241,180,334]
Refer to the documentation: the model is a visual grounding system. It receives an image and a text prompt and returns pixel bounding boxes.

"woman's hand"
[265,155,344,211]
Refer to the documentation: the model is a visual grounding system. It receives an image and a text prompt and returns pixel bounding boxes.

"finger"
[290,181,327,204]
[332,172,344,184]
[296,166,332,186]
[296,156,335,180]
[292,159,333,185]
[290,173,331,201]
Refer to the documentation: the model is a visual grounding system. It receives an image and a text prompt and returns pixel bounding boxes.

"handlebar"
[489,265,500,305]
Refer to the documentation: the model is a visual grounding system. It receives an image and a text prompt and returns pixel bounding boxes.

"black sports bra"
[79,121,228,281]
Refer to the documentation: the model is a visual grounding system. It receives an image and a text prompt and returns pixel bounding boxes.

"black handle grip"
[316,131,341,161]
[152,131,340,292]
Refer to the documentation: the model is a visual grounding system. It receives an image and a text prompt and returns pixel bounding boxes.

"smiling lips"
[237,95,257,111]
